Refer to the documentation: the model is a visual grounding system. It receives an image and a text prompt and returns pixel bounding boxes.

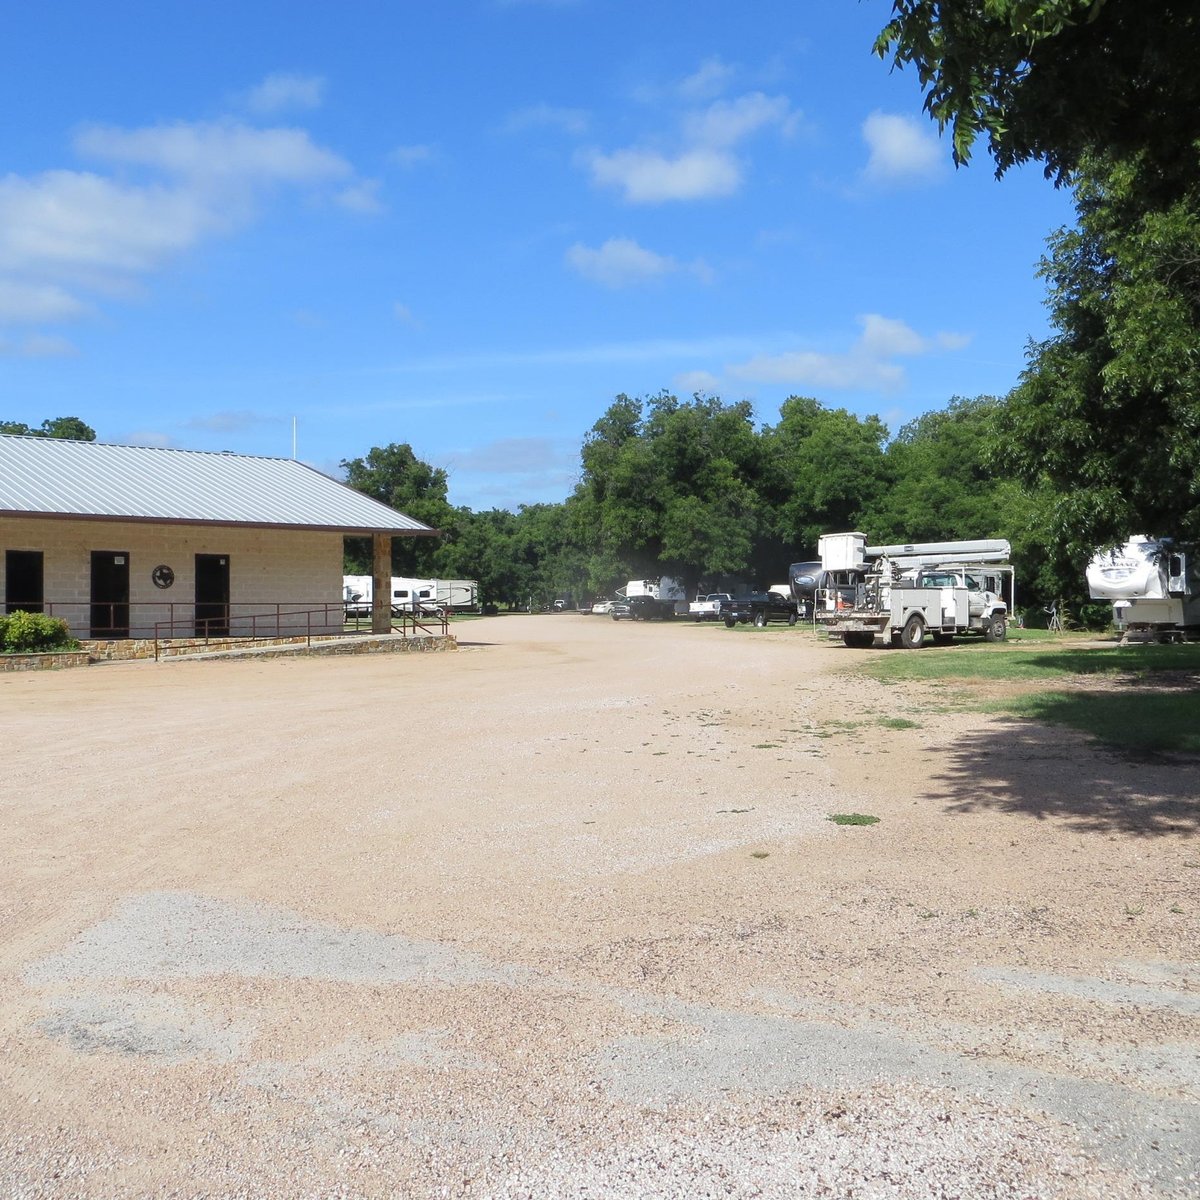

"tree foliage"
[0,416,96,440]
[875,1,1200,193]
[995,155,1200,559]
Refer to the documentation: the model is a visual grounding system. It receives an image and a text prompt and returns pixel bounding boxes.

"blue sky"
[1,0,1074,511]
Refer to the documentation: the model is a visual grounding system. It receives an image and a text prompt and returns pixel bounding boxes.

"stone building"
[0,434,434,639]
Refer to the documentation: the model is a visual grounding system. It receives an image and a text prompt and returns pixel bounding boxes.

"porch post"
[372,534,392,634]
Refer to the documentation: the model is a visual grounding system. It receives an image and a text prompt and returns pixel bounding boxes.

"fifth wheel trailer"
[1086,536,1200,641]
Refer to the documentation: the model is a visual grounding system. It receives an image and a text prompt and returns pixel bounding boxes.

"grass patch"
[983,690,1200,755]
[828,813,880,826]
[876,716,919,730]
[857,641,1200,685]
[853,641,1200,755]
[752,742,781,749]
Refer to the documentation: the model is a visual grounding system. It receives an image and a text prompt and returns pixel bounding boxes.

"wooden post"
[372,533,392,634]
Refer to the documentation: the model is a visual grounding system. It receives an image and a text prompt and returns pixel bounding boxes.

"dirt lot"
[1,615,1197,1198]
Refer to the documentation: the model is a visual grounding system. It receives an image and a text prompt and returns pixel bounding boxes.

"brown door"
[90,551,129,637]
[195,554,230,637]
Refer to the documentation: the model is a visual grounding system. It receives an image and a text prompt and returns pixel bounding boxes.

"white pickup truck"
[688,593,733,621]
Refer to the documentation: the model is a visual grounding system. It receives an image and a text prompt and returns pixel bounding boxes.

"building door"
[90,551,129,637]
[5,550,44,614]
[195,554,230,637]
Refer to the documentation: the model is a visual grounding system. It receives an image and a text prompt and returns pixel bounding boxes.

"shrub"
[0,610,78,653]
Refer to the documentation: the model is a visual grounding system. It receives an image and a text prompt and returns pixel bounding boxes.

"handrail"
[19,598,449,659]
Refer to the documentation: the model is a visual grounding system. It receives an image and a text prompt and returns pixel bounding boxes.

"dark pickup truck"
[720,592,800,628]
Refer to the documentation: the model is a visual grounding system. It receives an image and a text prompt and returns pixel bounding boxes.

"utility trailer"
[815,533,1012,649]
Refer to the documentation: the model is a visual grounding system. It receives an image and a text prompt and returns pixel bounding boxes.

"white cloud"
[728,313,968,392]
[393,302,421,327]
[566,237,678,287]
[389,144,435,168]
[0,170,220,277]
[582,146,741,203]
[674,369,722,395]
[678,58,736,102]
[183,410,283,433]
[336,179,385,214]
[244,73,326,115]
[861,111,942,185]
[0,117,361,331]
[684,92,795,148]
[446,436,571,475]
[502,104,589,136]
[75,120,350,185]
[583,81,797,204]
[0,280,88,323]
[0,332,77,357]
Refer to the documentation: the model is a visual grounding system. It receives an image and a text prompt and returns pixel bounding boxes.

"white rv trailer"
[815,532,1012,648]
[342,575,438,618]
[619,576,688,615]
[1086,536,1200,641]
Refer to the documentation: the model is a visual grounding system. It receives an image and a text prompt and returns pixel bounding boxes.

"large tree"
[995,155,1200,556]
[877,1,1200,553]
[341,442,454,575]
[759,396,890,557]
[573,392,765,596]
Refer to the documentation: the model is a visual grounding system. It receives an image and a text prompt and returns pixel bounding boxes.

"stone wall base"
[1,634,456,671]
[0,651,92,672]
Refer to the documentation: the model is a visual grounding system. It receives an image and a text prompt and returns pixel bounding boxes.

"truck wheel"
[754,610,767,627]
[900,614,926,649]
[724,616,736,628]
[787,611,798,626]
[985,614,1007,642]
[842,631,874,648]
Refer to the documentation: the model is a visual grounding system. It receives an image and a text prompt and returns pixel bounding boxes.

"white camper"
[342,575,439,618]
[1086,536,1200,641]
[620,576,687,614]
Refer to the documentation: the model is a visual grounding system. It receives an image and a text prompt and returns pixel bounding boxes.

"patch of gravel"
[486,1086,1159,1200]
[23,891,539,988]
[977,966,1200,1015]
[36,989,253,1063]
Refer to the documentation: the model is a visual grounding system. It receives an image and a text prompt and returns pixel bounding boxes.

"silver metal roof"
[0,435,436,535]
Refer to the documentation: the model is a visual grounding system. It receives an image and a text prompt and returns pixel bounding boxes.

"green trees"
[338,391,1037,611]
[878,0,1200,572]
[875,1,1200,192]
[340,442,456,577]
[571,392,764,597]
[0,416,96,440]
[996,158,1200,559]
[759,397,889,555]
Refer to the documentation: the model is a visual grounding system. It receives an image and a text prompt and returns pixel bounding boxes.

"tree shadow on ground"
[926,713,1200,837]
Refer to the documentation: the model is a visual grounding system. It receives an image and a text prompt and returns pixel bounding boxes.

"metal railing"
[11,599,449,658]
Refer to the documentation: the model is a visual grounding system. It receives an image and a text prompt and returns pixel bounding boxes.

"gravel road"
[1,615,1196,1198]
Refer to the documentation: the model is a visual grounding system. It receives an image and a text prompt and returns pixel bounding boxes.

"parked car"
[591,598,614,615]
[720,592,799,628]
[610,600,633,621]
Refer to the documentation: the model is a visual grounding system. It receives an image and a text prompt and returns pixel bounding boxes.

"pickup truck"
[688,593,733,621]
[720,592,800,628]
[612,595,676,621]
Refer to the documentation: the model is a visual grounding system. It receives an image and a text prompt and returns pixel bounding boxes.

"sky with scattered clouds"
[1,0,1073,510]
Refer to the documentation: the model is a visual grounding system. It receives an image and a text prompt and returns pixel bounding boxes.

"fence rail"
[5,599,449,656]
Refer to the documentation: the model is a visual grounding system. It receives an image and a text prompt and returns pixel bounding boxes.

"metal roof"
[0,435,436,535]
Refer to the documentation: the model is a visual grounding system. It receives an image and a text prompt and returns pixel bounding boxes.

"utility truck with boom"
[813,533,1011,649]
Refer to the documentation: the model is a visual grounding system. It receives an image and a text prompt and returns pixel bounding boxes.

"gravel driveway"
[1,615,1197,1198]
